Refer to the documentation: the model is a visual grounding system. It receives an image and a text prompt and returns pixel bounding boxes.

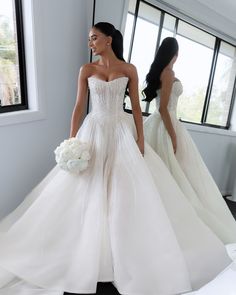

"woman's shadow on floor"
[64,282,121,295]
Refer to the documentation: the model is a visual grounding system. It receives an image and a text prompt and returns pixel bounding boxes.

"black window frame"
[0,0,28,114]
[124,0,236,129]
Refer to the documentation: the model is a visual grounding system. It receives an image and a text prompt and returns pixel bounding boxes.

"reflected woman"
[143,37,236,244]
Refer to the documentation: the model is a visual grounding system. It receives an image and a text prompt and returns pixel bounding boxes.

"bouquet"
[54,137,91,174]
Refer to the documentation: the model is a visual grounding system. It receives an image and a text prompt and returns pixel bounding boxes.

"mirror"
[94,0,236,128]
[93,0,236,197]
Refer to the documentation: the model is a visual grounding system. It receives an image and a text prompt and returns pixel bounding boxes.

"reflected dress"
[144,80,236,244]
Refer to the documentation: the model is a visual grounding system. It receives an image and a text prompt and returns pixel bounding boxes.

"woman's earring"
[107,43,110,46]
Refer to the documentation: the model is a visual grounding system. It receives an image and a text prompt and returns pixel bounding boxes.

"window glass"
[206,42,236,126]
[176,22,215,123]
[0,0,21,107]
[124,2,161,111]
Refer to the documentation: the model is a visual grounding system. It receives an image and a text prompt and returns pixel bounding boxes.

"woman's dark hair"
[93,22,129,99]
[142,37,179,102]
[93,22,125,61]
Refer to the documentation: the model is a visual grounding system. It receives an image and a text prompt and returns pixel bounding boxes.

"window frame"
[0,0,28,114]
[124,0,236,129]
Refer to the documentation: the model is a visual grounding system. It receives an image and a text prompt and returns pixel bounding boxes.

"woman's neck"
[98,51,119,68]
[166,63,174,70]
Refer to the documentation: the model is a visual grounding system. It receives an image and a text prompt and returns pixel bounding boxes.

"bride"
[143,37,236,245]
[0,23,234,295]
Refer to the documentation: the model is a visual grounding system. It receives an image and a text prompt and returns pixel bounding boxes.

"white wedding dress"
[0,77,234,295]
[144,80,236,244]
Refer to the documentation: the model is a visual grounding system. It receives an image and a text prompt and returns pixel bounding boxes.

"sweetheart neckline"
[88,76,129,83]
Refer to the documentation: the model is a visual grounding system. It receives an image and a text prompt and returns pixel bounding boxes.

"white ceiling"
[196,0,236,24]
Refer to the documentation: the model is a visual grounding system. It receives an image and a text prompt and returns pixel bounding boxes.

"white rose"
[58,160,68,171]
[55,138,90,173]
[81,150,91,161]
[60,149,74,162]
[70,146,82,158]
[54,146,62,156]
[67,159,81,173]
[55,154,62,163]
[77,159,89,172]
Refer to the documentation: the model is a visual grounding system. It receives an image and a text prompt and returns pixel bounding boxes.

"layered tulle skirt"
[144,110,236,244]
[0,111,233,294]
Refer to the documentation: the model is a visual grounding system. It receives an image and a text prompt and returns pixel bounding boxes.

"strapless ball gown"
[144,80,236,244]
[0,77,234,295]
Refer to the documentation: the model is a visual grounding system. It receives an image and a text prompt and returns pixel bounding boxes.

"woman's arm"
[70,66,89,138]
[159,69,177,153]
[127,64,144,155]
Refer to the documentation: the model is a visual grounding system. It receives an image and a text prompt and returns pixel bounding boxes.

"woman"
[0,24,233,295]
[143,37,236,244]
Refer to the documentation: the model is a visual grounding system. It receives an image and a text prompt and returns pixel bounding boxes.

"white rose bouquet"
[54,137,91,174]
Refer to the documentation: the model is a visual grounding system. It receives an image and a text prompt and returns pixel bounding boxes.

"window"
[124,0,162,114]
[206,42,236,126]
[175,21,215,124]
[0,0,28,113]
[124,0,236,129]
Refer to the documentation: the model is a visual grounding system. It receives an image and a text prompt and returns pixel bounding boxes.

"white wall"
[186,125,236,196]
[0,0,93,218]
[94,0,129,33]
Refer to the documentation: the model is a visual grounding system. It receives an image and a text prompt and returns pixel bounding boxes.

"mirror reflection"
[122,0,236,128]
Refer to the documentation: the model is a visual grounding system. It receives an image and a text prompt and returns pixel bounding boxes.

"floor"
[64,197,236,295]
[64,283,120,295]
[225,195,236,219]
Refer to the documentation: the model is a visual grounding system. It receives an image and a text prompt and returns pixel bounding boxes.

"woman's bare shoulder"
[123,62,137,71]
[119,63,137,79]
[80,62,98,71]
[161,68,174,82]
[79,62,98,79]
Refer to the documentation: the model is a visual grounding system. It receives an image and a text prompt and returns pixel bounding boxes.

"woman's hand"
[171,135,177,154]
[127,64,145,157]
[136,137,145,156]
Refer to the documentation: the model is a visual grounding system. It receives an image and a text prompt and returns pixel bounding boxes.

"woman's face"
[88,28,111,56]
